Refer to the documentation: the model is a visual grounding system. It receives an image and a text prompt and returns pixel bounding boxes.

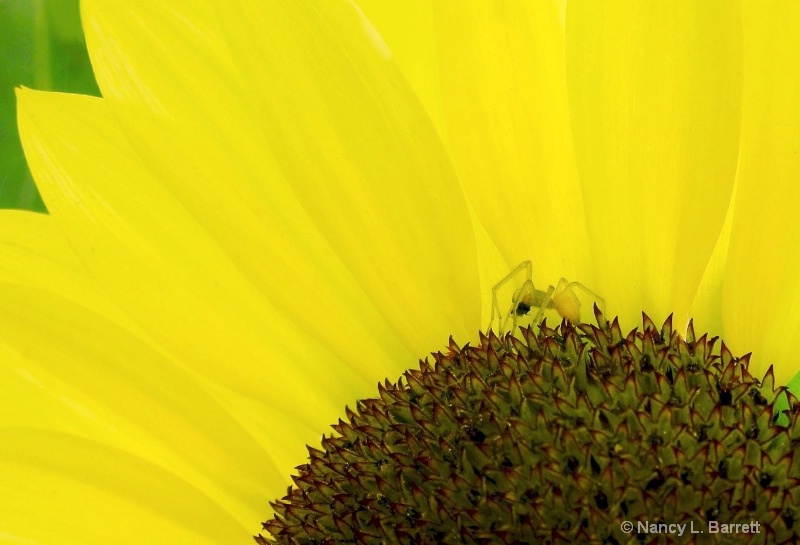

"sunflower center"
[259,311,800,544]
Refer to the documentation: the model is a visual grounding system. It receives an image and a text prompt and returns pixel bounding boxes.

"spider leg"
[489,261,532,333]
[531,284,557,325]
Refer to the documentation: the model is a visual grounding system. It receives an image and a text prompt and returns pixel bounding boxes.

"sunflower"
[2,1,799,544]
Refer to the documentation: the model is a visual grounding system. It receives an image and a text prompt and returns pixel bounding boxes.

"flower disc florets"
[260,309,800,544]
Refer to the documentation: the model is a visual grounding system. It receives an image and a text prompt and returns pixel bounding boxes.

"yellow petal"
[353,1,447,139]
[434,2,591,286]
[0,211,325,520]
[0,429,247,544]
[81,0,480,355]
[16,88,362,475]
[80,0,425,391]
[566,1,742,326]
[0,210,146,335]
[210,0,480,348]
[0,282,284,528]
[689,182,737,338]
[723,1,800,384]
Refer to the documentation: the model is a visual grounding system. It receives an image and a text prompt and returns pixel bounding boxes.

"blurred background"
[0,0,97,212]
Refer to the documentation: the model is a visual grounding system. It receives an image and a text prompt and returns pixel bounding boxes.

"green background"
[0,0,98,212]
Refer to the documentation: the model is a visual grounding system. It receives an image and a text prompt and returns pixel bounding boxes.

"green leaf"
[0,0,99,212]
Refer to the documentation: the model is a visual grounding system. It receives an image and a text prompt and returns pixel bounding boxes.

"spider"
[489,261,605,333]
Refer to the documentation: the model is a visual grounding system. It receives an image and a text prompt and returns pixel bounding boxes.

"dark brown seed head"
[260,309,800,544]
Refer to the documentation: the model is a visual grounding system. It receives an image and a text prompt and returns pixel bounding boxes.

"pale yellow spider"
[489,261,605,333]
